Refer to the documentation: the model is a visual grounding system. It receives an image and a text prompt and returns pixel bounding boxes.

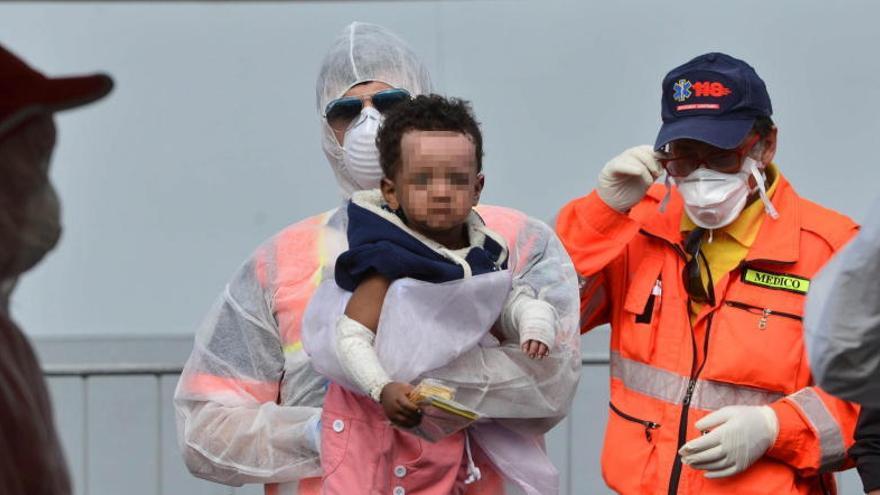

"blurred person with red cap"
[0,44,112,494]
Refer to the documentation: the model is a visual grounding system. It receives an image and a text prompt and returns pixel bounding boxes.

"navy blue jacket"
[334,200,507,292]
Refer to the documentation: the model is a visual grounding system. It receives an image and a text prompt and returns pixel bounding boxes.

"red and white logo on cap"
[672,80,732,111]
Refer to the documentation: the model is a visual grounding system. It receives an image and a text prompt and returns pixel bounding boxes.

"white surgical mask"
[673,157,778,230]
[13,184,62,273]
[0,116,62,279]
[341,107,384,191]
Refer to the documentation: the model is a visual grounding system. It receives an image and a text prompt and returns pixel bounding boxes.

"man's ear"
[381,177,399,209]
[759,127,778,165]
[473,173,485,207]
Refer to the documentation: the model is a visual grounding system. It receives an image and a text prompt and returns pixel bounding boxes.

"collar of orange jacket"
[633,165,800,264]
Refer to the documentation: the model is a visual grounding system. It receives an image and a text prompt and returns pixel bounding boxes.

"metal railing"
[43,364,185,377]
[42,355,609,377]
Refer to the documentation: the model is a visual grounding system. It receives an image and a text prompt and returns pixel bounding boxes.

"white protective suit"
[805,198,880,407]
[174,21,581,492]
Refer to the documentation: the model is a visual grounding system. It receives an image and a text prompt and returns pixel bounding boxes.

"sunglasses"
[682,228,716,305]
[659,134,761,178]
[324,88,412,131]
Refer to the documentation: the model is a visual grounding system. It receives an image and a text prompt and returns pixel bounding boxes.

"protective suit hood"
[316,22,432,199]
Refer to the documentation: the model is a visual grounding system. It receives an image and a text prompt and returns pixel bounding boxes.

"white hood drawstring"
[464,431,482,484]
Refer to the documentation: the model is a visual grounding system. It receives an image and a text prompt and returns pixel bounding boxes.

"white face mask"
[13,184,62,273]
[0,116,62,279]
[673,157,778,229]
[341,107,384,191]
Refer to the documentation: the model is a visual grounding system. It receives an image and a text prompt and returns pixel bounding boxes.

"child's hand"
[522,339,549,359]
[379,382,422,427]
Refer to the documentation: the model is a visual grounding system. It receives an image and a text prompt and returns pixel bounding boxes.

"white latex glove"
[596,145,663,212]
[679,405,779,479]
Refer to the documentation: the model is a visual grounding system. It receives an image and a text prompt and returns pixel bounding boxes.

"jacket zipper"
[638,229,713,495]
[637,233,803,493]
[668,312,713,495]
[609,401,661,442]
[725,301,803,330]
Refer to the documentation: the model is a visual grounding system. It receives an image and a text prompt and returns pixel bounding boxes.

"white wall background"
[1,1,876,494]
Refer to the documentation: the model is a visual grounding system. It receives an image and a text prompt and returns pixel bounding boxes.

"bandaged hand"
[503,291,557,359]
[597,145,663,212]
[380,382,421,427]
[518,299,556,359]
[522,339,549,359]
[679,405,779,479]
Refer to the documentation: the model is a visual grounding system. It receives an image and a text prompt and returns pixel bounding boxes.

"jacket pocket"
[704,300,805,393]
[609,401,661,442]
[725,301,802,329]
[621,255,664,362]
[601,401,661,494]
[320,413,353,478]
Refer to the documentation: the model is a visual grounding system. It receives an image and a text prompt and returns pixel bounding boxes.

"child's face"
[382,130,483,236]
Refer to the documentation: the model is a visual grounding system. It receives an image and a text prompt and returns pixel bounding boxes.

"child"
[306,95,567,495]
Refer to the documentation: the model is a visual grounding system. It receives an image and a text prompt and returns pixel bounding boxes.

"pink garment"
[321,383,468,495]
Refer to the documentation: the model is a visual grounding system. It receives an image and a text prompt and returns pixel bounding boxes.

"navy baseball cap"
[654,52,772,151]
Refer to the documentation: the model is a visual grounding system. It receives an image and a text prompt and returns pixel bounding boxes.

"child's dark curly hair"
[376,94,483,179]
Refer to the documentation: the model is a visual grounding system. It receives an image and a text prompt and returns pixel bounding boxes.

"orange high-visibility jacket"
[556,174,860,495]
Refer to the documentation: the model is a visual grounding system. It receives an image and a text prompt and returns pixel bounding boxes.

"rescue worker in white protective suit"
[173,22,581,495]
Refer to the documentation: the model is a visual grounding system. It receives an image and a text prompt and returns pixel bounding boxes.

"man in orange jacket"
[556,52,860,494]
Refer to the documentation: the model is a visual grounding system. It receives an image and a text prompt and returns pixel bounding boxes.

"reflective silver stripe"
[610,351,687,404]
[610,353,849,469]
[691,379,784,411]
[578,274,606,326]
[610,351,783,410]
[788,388,847,471]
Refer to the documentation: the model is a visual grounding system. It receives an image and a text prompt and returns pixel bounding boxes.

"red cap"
[0,44,113,136]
